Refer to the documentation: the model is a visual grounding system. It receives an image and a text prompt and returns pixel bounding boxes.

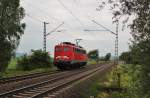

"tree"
[98,0,150,97]
[88,49,99,61]
[119,51,132,64]
[104,53,111,61]
[0,0,25,72]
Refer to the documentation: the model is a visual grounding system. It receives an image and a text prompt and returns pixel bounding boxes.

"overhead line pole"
[85,20,120,86]
[46,22,64,36]
[115,20,119,64]
[85,20,119,64]
[43,22,49,52]
[43,22,64,53]
[92,20,119,64]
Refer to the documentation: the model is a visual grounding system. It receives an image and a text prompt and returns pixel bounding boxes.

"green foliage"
[98,0,150,97]
[104,53,111,61]
[130,41,150,97]
[88,49,99,61]
[80,80,101,98]
[119,51,132,64]
[8,58,17,70]
[17,55,31,70]
[1,67,56,78]
[0,0,25,72]
[98,53,111,61]
[17,50,52,71]
[87,60,98,65]
[97,64,142,98]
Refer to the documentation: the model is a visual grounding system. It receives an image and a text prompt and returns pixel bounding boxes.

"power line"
[92,20,116,35]
[85,19,119,64]
[46,22,64,36]
[23,0,61,22]
[84,29,109,32]
[57,0,84,27]
[26,13,43,23]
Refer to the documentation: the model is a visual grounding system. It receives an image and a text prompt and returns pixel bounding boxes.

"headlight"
[63,56,69,59]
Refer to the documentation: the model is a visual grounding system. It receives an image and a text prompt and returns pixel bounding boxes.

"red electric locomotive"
[54,42,88,69]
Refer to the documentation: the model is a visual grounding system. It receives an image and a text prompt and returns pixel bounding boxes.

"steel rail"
[0,65,99,98]
[0,71,58,84]
[31,64,111,98]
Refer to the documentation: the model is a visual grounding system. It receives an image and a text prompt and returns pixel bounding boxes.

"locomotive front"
[54,42,87,70]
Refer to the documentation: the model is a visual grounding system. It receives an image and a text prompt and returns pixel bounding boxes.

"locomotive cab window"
[83,50,86,54]
[64,47,70,52]
[55,47,62,52]
[74,48,84,54]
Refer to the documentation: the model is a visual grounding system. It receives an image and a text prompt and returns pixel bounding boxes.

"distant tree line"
[88,49,99,62]
[88,49,111,62]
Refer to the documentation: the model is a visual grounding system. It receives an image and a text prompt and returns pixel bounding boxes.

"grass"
[2,59,110,78]
[95,64,141,98]
[0,58,56,78]
[7,58,17,70]
[87,60,98,65]
[2,59,98,78]
[80,70,110,98]
[80,79,101,98]
[80,64,134,98]
[1,67,56,78]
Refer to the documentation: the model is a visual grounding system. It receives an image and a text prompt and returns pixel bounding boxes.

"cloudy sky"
[18,0,131,56]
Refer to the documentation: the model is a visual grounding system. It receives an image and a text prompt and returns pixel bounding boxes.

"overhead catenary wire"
[85,19,119,63]
[24,0,86,32]
[23,0,61,23]
[26,13,43,23]
[57,0,84,27]
[46,22,65,36]
[92,20,116,35]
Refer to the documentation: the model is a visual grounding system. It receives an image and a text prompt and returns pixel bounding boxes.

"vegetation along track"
[0,64,112,98]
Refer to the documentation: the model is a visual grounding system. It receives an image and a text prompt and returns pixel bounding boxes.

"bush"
[17,54,31,70]
[0,41,13,72]
[17,50,52,70]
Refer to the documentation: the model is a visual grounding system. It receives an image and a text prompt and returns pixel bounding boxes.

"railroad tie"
[17,93,32,97]
[55,90,64,98]
[49,92,60,98]
[45,95,56,98]
[23,91,35,94]
[12,95,26,98]
[29,89,44,93]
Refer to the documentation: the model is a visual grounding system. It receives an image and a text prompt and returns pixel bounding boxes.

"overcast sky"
[18,0,132,56]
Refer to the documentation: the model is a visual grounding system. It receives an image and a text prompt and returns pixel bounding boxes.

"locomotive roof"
[56,42,84,49]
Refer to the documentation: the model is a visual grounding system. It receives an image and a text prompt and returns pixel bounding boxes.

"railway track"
[0,64,95,85]
[0,70,71,94]
[0,64,112,98]
[0,64,98,94]
[0,71,59,84]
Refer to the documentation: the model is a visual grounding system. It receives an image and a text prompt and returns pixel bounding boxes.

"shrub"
[17,54,32,70]
[17,50,52,70]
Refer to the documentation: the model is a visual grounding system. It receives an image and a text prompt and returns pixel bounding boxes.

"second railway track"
[0,71,59,84]
[0,64,112,98]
